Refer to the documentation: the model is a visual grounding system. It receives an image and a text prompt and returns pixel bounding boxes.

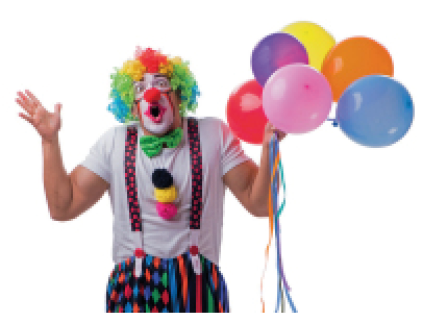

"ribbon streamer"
[261,133,297,313]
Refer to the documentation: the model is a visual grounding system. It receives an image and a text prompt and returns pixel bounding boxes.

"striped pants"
[106,252,230,312]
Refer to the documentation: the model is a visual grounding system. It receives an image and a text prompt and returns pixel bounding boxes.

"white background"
[1,1,434,312]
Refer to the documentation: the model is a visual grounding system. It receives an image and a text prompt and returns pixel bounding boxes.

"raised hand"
[16,90,62,143]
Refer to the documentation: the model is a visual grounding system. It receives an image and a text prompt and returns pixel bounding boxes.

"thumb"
[54,103,62,116]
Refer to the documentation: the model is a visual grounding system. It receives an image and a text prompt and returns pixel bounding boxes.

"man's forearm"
[42,136,73,220]
[248,141,278,217]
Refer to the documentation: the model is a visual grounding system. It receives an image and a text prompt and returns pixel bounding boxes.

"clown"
[16,47,285,312]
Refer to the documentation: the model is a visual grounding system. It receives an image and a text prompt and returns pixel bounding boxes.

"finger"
[16,98,35,115]
[24,90,42,107]
[277,131,287,141]
[18,112,35,126]
[265,122,274,132]
[17,91,30,104]
[17,91,37,113]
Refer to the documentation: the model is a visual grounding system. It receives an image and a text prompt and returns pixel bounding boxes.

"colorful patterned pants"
[106,252,230,312]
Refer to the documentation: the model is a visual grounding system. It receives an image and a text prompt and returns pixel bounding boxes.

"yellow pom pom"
[154,186,177,203]
[120,60,146,81]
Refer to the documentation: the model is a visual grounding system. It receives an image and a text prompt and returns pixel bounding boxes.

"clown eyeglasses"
[134,77,172,94]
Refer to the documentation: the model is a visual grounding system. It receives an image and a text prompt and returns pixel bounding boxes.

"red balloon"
[226,80,268,144]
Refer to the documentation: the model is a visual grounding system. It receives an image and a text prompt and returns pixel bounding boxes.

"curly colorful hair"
[108,47,200,123]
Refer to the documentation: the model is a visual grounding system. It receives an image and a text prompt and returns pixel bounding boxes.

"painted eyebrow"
[154,74,168,79]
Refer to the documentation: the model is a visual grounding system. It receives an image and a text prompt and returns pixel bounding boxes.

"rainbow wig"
[108,47,200,123]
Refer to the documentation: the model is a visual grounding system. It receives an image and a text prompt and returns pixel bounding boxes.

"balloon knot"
[327,118,339,127]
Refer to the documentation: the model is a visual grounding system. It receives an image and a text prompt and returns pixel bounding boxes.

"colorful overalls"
[106,118,230,312]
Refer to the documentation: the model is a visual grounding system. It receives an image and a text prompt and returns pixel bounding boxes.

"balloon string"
[260,134,280,312]
[275,136,297,313]
[277,158,286,217]
[271,134,297,313]
[281,280,285,313]
[272,136,281,313]
[271,134,282,313]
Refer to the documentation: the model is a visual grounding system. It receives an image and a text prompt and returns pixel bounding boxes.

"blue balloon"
[251,33,308,86]
[337,75,414,147]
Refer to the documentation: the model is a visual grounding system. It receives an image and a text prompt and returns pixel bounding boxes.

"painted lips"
[145,102,167,123]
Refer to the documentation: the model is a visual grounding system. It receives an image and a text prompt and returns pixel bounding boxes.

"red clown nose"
[144,88,161,103]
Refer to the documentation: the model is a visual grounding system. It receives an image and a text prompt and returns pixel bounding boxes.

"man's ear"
[169,91,181,109]
[132,102,139,118]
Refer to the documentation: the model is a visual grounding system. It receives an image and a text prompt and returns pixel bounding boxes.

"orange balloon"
[321,36,394,101]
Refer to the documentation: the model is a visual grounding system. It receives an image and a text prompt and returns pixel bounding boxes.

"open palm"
[16,90,62,143]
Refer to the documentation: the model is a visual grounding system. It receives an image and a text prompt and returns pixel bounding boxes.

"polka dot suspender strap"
[125,126,146,277]
[187,118,203,276]
[125,126,142,232]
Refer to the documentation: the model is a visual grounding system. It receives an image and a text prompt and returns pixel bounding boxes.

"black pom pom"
[152,169,173,188]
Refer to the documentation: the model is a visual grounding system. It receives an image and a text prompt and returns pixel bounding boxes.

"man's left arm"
[223,122,286,217]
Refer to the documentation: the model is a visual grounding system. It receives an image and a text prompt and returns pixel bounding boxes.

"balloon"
[251,33,308,86]
[337,75,414,147]
[321,36,394,101]
[282,21,335,71]
[226,79,268,144]
[263,64,333,134]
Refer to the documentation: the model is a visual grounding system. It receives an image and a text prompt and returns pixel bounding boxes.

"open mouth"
[145,102,167,123]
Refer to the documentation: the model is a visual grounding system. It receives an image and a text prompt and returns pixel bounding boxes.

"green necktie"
[140,127,183,158]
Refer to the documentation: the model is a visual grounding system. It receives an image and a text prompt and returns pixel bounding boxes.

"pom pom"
[154,186,177,203]
[156,202,177,220]
[152,169,173,188]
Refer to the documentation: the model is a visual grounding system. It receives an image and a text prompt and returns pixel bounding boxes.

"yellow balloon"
[282,22,335,71]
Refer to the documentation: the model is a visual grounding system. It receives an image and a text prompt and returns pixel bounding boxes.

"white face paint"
[135,73,174,135]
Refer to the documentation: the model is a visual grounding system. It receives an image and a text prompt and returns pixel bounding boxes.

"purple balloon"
[251,33,308,86]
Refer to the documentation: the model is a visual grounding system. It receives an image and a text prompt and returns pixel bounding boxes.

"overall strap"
[187,118,204,280]
[125,126,142,232]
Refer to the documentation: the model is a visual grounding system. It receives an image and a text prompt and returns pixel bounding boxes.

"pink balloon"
[262,64,333,134]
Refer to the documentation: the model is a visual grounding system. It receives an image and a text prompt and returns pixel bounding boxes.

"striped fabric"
[106,252,229,312]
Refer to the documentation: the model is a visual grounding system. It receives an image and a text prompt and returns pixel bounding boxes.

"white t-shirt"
[81,117,251,265]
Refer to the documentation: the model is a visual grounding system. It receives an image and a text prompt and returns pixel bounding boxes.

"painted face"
[134,73,174,135]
